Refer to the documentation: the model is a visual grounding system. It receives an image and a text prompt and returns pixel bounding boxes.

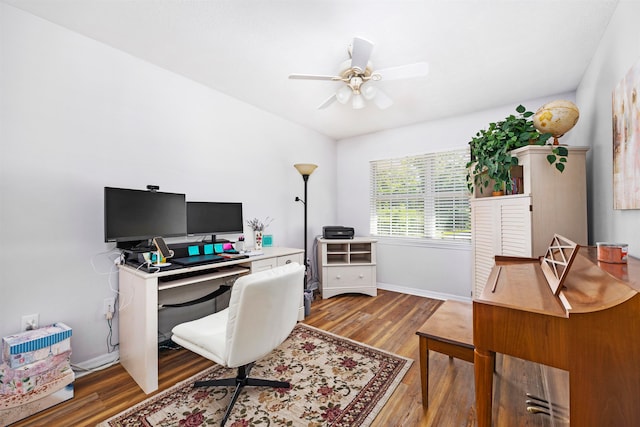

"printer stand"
[317,237,377,299]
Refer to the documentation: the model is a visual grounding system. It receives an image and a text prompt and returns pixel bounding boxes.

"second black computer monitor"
[186,201,243,243]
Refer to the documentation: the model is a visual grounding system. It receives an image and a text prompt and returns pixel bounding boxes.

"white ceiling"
[3,0,618,140]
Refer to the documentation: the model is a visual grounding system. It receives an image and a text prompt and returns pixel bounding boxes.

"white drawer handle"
[359,274,364,278]
[335,275,341,279]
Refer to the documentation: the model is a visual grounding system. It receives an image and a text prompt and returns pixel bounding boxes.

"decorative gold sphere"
[533,100,580,144]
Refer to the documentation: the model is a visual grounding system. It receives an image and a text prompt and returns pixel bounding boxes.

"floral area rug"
[98,323,412,427]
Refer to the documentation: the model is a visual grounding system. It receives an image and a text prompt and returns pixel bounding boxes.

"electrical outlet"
[21,313,39,331]
[104,297,115,319]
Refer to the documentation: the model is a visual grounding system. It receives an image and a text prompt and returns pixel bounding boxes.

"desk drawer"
[277,253,303,266]
[325,266,375,286]
[251,258,277,272]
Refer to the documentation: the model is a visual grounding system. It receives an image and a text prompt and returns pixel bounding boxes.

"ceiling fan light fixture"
[336,85,352,104]
[361,84,377,100]
[352,94,366,109]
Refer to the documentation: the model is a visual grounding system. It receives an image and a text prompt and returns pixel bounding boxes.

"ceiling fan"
[289,37,429,110]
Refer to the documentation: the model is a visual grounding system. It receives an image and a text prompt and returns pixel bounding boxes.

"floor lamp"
[294,163,318,289]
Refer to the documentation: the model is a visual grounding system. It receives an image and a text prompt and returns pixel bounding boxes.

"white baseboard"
[72,351,120,378]
[377,282,472,303]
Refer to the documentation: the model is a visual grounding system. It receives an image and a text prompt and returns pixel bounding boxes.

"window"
[369,148,471,243]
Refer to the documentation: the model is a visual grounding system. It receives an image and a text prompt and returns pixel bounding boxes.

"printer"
[322,226,355,239]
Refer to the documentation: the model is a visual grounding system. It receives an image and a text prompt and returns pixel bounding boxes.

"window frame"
[369,148,471,248]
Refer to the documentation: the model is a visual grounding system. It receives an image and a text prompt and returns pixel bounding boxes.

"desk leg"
[474,348,495,427]
[118,269,159,394]
[419,337,429,407]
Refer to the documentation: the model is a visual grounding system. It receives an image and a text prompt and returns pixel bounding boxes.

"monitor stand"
[207,235,230,244]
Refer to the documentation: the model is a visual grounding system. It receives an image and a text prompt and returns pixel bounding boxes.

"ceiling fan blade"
[373,89,394,109]
[317,94,337,109]
[289,74,340,81]
[375,62,429,81]
[350,37,374,73]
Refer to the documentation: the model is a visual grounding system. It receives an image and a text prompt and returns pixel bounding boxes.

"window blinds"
[369,148,471,241]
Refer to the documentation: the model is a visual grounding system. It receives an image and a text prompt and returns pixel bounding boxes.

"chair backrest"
[224,262,305,368]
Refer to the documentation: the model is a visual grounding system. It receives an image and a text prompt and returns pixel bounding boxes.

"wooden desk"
[416,300,474,407]
[118,247,303,394]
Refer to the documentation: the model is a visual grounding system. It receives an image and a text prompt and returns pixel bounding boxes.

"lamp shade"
[294,163,318,176]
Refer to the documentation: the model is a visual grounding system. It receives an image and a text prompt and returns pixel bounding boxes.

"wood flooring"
[9,290,552,426]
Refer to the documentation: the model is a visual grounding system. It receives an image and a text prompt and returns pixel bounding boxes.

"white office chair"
[171,262,305,426]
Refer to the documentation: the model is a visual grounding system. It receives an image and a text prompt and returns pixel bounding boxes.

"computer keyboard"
[172,254,225,266]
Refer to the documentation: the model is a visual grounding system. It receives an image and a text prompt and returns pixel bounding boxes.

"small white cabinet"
[317,237,377,299]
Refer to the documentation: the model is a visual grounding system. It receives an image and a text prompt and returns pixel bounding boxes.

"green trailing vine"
[547,145,569,172]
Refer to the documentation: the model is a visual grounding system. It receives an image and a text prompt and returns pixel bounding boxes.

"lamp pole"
[302,173,309,271]
[294,163,318,289]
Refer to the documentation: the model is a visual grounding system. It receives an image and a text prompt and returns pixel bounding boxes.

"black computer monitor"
[186,201,243,243]
[104,187,187,249]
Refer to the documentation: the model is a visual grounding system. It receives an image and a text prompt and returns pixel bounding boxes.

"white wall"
[575,0,640,257]
[336,93,577,299]
[0,4,336,365]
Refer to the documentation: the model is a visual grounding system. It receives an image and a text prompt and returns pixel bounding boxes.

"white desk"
[118,247,304,394]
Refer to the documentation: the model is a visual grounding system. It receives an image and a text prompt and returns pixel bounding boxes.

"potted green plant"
[466,105,565,195]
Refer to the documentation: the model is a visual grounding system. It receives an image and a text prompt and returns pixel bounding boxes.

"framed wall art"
[612,58,640,209]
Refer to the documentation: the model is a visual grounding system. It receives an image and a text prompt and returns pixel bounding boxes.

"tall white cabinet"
[471,145,589,297]
[317,237,377,299]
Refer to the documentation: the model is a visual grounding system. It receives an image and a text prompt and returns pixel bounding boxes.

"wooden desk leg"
[419,336,429,408]
[474,348,495,427]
